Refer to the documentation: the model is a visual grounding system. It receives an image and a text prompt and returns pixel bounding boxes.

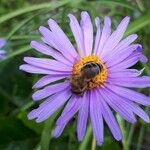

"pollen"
[72,55,108,89]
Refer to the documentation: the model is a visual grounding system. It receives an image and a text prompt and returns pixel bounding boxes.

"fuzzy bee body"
[71,62,102,96]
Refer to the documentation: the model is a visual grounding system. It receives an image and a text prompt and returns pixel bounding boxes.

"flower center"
[71,55,108,93]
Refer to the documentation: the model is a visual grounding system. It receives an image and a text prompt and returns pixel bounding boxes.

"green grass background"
[0,0,150,150]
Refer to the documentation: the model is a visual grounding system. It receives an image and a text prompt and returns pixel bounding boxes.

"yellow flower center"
[72,55,108,89]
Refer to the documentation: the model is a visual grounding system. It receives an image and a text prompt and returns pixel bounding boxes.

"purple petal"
[103,34,138,62]
[32,82,69,101]
[53,96,77,137]
[56,96,81,125]
[68,14,84,56]
[108,69,140,78]
[97,89,122,140]
[106,44,140,67]
[90,89,104,145]
[100,87,136,123]
[35,89,71,123]
[122,100,150,123]
[80,11,93,56]
[30,41,72,66]
[39,26,76,63]
[101,16,130,58]
[33,75,67,89]
[94,17,101,54]
[19,64,70,75]
[105,84,150,106]
[48,19,78,57]
[107,76,150,88]
[0,39,6,48]
[96,16,111,56]
[77,91,89,141]
[23,57,72,72]
[108,53,141,71]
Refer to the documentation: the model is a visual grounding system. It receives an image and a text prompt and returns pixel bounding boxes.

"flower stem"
[116,115,129,150]
[91,137,96,150]
[137,126,144,150]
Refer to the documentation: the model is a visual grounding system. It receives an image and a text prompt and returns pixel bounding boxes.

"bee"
[70,62,102,96]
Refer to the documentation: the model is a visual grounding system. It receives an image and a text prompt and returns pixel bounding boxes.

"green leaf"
[0,0,71,24]
[89,0,135,10]
[125,14,150,36]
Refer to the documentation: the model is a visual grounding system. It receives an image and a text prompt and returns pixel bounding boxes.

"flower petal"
[56,96,81,125]
[96,16,111,56]
[30,41,72,66]
[48,19,78,57]
[80,11,93,56]
[35,89,71,123]
[90,89,104,145]
[19,64,70,75]
[39,26,76,63]
[94,17,101,54]
[106,84,150,106]
[77,91,89,141]
[97,89,122,141]
[23,57,72,72]
[103,34,138,62]
[100,87,136,123]
[101,16,130,58]
[68,14,84,56]
[0,39,6,48]
[32,82,69,101]
[108,76,150,88]
[33,75,67,89]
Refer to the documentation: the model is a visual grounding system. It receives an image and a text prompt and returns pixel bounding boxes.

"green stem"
[91,137,96,150]
[117,115,129,150]
[137,126,144,150]
[127,124,135,148]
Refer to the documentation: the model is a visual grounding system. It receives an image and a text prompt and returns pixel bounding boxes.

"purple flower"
[20,11,150,145]
[0,38,6,60]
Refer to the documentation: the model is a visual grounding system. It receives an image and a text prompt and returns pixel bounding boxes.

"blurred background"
[0,0,150,150]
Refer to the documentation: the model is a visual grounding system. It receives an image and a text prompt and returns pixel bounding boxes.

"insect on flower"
[20,11,150,145]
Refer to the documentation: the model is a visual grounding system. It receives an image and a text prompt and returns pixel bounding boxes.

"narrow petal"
[28,89,71,120]
[30,41,72,66]
[56,96,81,125]
[19,64,70,75]
[100,88,136,123]
[101,16,130,58]
[0,39,6,48]
[80,11,93,56]
[97,89,122,140]
[107,76,150,88]
[48,19,78,57]
[106,44,140,67]
[39,26,76,63]
[108,69,140,78]
[103,34,138,62]
[108,53,141,71]
[94,17,101,54]
[23,57,72,72]
[90,90,104,145]
[68,14,84,56]
[77,92,89,141]
[106,84,150,106]
[97,16,111,56]
[53,96,77,137]
[32,82,69,101]
[121,100,150,123]
[35,89,71,123]
[33,75,67,89]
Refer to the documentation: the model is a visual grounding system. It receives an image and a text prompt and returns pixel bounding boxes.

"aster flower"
[0,38,6,60]
[20,11,150,145]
